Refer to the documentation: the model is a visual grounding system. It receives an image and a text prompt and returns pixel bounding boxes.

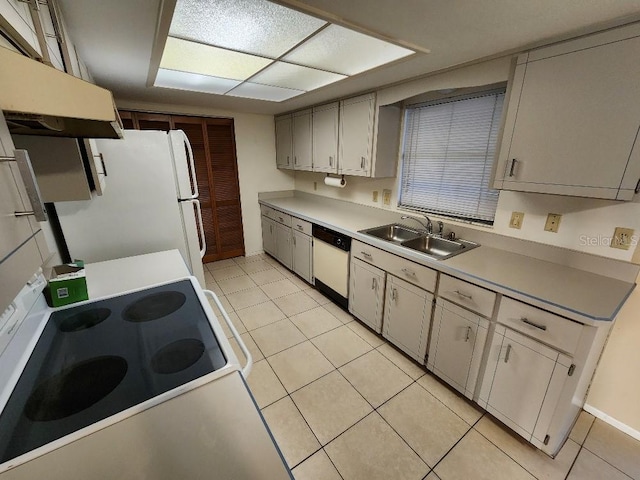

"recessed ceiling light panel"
[226,82,305,102]
[170,0,327,58]
[250,61,347,91]
[160,37,272,80]
[155,68,240,95]
[283,24,414,75]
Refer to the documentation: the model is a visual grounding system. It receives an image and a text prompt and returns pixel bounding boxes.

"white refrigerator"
[55,130,206,285]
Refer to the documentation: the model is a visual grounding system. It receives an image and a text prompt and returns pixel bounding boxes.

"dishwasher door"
[313,239,349,298]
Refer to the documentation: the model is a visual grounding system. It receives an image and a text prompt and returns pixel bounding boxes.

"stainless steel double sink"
[359,223,479,260]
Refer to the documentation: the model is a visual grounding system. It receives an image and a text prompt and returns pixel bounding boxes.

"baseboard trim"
[583,403,640,441]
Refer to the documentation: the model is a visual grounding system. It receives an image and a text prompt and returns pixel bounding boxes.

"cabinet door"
[339,94,374,176]
[292,230,312,283]
[0,0,42,57]
[275,223,292,269]
[496,36,640,199]
[349,257,385,333]
[261,216,276,256]
[383,275,432,363]
[292,110,312,171]
[483,328,564,439]
[275,115,293,169]
[312,103,339,173]
[428,299,488,399]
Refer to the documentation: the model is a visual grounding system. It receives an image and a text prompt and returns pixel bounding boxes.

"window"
[399,89,505,224]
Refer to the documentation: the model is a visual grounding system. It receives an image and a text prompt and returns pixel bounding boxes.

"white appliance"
[0,251,292,479]
[55,130,206,285]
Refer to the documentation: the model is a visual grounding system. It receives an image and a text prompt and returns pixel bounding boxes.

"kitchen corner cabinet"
[349,257,385,332]
[312,103,339,173]
[338,93,401,178]
[427,298,489,400]
[260,204,313,284]
[383,275,433,363]
[494,25,640,200]
[274,110,312,171]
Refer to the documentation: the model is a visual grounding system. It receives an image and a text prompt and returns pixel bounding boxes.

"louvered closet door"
[205,119,244,259]
[135,113,173,132]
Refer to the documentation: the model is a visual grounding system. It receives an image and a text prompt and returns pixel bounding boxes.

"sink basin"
[400,236,479,260]
[360,224,422,243]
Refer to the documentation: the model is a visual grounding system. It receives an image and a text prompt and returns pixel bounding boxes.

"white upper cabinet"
[275,115,293,169]
[312,103,339,174]
[339,94,375,176]
[292,110,312,171]
[0,0,42,57]
[494,25,640,200]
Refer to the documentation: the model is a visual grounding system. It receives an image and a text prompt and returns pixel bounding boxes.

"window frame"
[397,87,506,226]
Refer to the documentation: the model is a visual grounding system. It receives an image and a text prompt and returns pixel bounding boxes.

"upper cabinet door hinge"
[568,364,576,376]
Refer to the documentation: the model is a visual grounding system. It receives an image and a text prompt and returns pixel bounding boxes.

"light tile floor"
[206,255,640,480]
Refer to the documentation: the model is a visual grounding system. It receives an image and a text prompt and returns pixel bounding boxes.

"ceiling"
[58,0,640,115]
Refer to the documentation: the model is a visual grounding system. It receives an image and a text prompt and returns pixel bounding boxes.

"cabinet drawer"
[291,216,312,236]
[272,210,291,227]
[352,239,437,292]
[438,274,496,317]
[260,205,273,218]
[498,297,583,354]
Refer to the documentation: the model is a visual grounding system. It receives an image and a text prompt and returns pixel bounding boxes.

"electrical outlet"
[372,190,379,202]
[509,211,524,229]
[382,189,392,206]
[611,227,635,250]
[544,213,562,233]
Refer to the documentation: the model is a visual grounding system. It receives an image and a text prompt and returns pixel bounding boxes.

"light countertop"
[260,194,635,324]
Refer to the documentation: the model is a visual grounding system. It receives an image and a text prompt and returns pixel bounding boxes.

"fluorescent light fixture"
[155,0,417,101]
[155,68,240,95]
[284,24,414,76]
[160,37,271,80]
[170,0,326,58]
[250,61,347,91]
[226,82,304,102]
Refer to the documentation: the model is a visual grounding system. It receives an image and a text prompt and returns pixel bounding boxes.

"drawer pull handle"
[401,268,416,277]
[454,290,473,300]
[279,217,284,222]
[465,326,471,342]
[361,251,372,258]
[504,344,512,363]
[297,224,304,230]
[520,317,547,331]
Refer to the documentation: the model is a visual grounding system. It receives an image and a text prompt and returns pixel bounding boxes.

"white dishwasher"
[312,225,351,309]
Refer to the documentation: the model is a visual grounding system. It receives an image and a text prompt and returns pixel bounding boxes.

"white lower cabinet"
[478,325,572,445]
[292,229,312,283]
[261,216,276,256]
[383,275,433,363]
[275,223,292,270]
[427,298,489,400]
[349,257,385,333]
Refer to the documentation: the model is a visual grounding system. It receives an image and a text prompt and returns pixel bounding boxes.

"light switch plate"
[611,227,635,250]
[544,213,562,233]
[509,211,524,229]
[382,189,392,206]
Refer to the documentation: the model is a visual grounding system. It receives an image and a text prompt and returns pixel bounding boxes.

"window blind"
[399,90,505,224]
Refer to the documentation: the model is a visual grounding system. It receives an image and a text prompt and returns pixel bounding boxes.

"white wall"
[116,100,295,256]
[295,57,640,263]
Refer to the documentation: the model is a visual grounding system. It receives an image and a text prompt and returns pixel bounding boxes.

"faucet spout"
[401,215,433,234]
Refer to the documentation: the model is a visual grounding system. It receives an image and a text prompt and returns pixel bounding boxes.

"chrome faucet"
[401,215,432,234]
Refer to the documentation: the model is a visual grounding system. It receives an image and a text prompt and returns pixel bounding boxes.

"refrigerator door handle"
[192,198,206,259]
[180,130,199,199]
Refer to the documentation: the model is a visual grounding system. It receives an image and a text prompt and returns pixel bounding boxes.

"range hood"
[0,47,122,139]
